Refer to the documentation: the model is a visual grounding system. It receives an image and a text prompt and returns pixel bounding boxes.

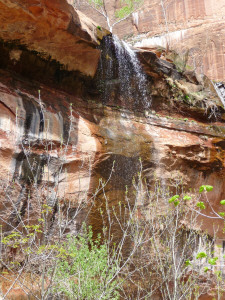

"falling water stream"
[98,35,150,108]
[113,35,149,107]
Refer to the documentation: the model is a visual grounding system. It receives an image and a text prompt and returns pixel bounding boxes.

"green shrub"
[52,225,120,299]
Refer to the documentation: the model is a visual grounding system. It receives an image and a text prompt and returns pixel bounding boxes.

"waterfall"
[212,81,225,108]
[113,35,149,107]
[98,35,150,109]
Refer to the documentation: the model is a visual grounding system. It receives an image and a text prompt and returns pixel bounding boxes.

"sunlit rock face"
[77,0,225,81]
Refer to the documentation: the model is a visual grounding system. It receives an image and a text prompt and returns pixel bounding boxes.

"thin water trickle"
[98,34,150,108]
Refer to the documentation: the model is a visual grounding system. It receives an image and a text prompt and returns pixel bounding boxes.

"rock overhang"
[0,0,110,77]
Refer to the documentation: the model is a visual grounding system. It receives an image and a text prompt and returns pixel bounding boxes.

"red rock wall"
[76,0,225,81]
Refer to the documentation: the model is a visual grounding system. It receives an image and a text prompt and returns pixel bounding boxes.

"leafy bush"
[52,225,120,300]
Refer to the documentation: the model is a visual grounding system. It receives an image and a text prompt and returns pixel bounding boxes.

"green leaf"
[208,257,218,265]
[185,259,192,266]
[199,185,213,193]
[174,200,180,207]
[183,195,192,201]
[168,195,179,203]
[219,212,225,217]
[204,267,209,272]
[196,202,206,210]
[220,200,225,205]
[196,251,207,259]
[199,186,204,193]
[205,185,213,192]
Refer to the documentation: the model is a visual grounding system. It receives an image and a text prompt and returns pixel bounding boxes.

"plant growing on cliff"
[73,0,143,32]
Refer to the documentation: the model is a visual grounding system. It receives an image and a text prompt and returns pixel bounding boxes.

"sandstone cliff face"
[77,0,225,81]
[0,0,225,298]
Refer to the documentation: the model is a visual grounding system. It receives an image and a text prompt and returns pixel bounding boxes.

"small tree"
[73,0,143,33]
